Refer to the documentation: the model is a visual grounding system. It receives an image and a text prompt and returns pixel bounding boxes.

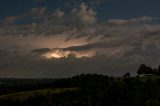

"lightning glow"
[42,50,96,59]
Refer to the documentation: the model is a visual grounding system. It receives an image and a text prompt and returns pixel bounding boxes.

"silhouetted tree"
[137,64,147,74]
[137,64,154,75]
[157,65,160,75]
[145,66,154,74]
[153,68,157,75]
[123,72,130,78]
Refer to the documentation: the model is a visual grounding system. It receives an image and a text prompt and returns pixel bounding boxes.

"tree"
[137,64,154,75]
[157,65,160,75]
[145,67,154,74]
[137,64,147,75]
[123,72,130,78]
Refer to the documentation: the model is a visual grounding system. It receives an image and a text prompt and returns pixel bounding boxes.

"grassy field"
[0,87,79,101]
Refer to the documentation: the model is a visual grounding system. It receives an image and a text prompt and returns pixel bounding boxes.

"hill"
[0,74,160,106]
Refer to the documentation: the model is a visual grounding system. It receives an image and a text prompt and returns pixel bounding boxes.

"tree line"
[0,64,160,106]
[0,73,160,106]
[137,64,160,75]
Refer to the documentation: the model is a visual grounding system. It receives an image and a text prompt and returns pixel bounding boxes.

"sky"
[0,0,160,78]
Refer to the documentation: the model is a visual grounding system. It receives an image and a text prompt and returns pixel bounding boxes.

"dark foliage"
[137,64,160,75]
[0,73,160,106]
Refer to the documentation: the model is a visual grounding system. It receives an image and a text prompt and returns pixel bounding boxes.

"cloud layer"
[0,1,160,78]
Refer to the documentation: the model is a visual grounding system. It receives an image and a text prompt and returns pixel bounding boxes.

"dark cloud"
[124,43,160,58]
[62,42,114,51]
[107,16,154,26]
[0,53,139,78]
[0,0,160,78]
[31,7,47,18]
[141,28,160,40]
[0,49,9,58]
[32,48,51,54]
[0,0,157,43]
[31,41,118,53]
[62,43,98,51]
[0,2,96,37]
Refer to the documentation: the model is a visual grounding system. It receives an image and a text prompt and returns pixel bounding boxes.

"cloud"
[0,54,133,78]
[62,42,112,51]
[140,25,160,39]
[1,12,160,58]
[0,0,157,41]
[31,7,47,18]
[1,1,160,78]
[44,8,65,25]
[1,13,160,58]
[53,8,65,18]
[107,16,154,26]
[1,7,47,25]
[31,41,119,54]
[0,47,140,78]
[2,16,18,25]
[0,12,157,41]
[2,1,157,42]
[0,49,10,58]
[1,14,29,25]
[32,48,51,54]
[71,2,97,27]
[0,2,97,38]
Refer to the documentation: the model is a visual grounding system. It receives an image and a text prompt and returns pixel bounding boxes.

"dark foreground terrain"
[0,73,160,106]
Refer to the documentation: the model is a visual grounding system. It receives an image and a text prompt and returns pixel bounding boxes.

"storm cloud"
[0,0,160,78]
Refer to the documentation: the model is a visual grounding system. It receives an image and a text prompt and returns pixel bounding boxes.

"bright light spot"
[42,50,96,59]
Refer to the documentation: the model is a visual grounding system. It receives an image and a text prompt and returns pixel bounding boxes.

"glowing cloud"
[42,49,96,59]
